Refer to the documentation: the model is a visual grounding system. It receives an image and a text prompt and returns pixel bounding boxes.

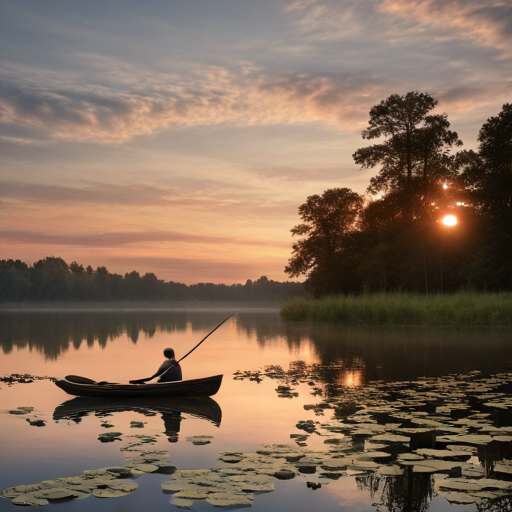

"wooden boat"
[54,374,223,398]
[53,395,222,427]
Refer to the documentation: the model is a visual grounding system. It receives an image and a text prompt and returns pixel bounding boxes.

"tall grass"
[279,292,512,327]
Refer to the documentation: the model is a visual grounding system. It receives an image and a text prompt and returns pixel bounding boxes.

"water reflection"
[53,396,222,443]
[358,469,433,512]
[1,308,512,380]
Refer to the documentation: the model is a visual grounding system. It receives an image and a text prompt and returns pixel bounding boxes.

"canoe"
[54,374,223,398]
[53,395,222,427]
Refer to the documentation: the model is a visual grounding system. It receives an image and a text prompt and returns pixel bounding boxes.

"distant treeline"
[0,257,303,302]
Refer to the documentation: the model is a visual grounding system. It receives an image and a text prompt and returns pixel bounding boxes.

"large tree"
[285,188,364,282]
[461,103,512,226]
[459,103,512,289]
[353,92,461,194]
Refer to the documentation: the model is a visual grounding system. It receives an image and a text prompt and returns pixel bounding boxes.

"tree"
[285,188,364,281]
[353,92,461,194]
[459,103,512,290]
[461,103,512,226]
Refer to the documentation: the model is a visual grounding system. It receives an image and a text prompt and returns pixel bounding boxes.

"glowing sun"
[442,215,457,226]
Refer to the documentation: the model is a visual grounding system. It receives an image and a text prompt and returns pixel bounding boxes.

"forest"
[285,94,512,296]
[0,257,303,302]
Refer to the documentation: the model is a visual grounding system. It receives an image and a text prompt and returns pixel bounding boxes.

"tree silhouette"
[353,92,461,195]
[285,188,364,280]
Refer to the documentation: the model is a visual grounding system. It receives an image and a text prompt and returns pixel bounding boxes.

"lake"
[1,303,512,512]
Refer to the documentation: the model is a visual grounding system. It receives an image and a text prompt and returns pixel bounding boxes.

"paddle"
[129,312,236,384]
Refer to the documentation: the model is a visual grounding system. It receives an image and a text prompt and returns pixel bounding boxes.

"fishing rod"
[176,312,236,365]
[130,312,236,384]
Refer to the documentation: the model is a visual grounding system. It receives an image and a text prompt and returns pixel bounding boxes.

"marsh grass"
[279,292,512,326]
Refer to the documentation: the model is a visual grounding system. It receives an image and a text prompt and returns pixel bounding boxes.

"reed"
[279,292,512,326]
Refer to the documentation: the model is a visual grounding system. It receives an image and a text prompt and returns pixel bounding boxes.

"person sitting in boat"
[153,347,183,382]
[129,347,182,384]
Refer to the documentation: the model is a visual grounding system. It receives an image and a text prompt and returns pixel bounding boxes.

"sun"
[442,215,457,226]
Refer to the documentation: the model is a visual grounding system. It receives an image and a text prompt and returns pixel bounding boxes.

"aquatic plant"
[280,292,512,326]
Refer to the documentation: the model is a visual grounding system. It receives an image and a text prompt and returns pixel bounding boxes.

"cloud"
[0,64,383,144]
[283,0,512,57]
[378,0,512,58]
[0,228,283,248]
[247,164,357,181]
[0,179,303,220]
[0,180,172,205]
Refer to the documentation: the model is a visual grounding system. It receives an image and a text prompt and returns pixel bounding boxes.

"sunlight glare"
[343,370,362,388]
[442,215,457,226]
[443,183,448,189]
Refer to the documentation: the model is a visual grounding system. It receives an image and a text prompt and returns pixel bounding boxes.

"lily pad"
[12,493,48,506]
[9,407,34,415]
[186,435,214,446]
[206,491,254,508]
[92,488,130,498]
[169,496,194,508]
[26,418,46,427]
[98,432,123,442]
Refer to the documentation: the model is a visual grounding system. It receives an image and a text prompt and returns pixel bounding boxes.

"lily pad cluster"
[234,361,349,398]
[1,374,54,386]
[8,406,34,415]
[124,449,175,475]
[121,433,161,451]
[161,467,275,508]
[235,366,512,506]
[1,467,138,506]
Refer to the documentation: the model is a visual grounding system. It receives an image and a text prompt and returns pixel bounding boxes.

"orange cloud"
[378,0,512,57]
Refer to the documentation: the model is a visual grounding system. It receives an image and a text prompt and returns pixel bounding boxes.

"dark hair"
[163,347,175,359]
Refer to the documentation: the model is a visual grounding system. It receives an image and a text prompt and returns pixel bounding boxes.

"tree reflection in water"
[2,309,512,381]
[357,469,433,512]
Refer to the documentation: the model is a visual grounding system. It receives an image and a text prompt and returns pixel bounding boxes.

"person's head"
[163,347,175,359]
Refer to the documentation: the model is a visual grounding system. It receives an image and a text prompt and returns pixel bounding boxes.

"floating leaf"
[9,407,34,415]
[169,496,194,508]
[98,432,123,443]
[206,491,254,507]
[12,493,48,506]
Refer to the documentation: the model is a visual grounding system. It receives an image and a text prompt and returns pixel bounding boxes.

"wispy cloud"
[283,0,512,58]
[378,0,512,58]
[0,65,383,144]
[0,228,284,248]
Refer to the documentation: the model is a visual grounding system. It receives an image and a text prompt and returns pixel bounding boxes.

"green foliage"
[280,292,512,326]
[0,259,303,302]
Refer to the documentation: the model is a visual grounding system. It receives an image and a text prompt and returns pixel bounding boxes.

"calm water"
[1,303,512,512]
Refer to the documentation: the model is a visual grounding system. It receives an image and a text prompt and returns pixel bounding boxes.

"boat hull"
[54,374,223,398]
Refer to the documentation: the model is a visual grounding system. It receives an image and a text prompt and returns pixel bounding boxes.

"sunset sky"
[1,0,511,284]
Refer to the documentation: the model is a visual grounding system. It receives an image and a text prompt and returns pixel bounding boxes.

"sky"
[1,0,511,284]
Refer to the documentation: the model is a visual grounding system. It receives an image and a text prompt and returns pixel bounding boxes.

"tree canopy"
[286,97,510,295]
[353,92,462,195]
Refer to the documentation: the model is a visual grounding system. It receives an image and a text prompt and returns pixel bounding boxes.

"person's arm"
[129,360,171,384]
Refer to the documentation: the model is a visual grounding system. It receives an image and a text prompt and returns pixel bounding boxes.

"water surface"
[1,303,511,511]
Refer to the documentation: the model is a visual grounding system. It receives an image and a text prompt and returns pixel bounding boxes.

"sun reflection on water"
[342,369,363,387]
